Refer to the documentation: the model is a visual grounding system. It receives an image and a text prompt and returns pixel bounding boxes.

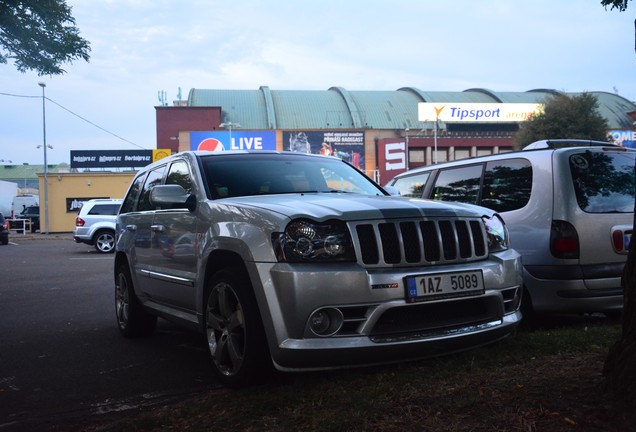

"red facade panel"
[155,106,222,153]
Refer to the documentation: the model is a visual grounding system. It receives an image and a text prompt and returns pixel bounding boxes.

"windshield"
[569,150,635,213]
[199,153,385,199]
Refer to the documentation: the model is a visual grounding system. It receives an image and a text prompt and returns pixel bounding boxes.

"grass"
[76,318,635,432]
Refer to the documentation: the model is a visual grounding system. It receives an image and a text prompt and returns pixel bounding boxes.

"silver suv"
[387,139,635,321]
[115,151,522,386]
[73,199,122,253]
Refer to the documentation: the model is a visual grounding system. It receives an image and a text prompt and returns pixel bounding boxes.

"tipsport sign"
[418,103,543,123]
[190,131,276,152]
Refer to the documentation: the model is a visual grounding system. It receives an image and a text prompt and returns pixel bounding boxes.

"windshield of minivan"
[569,150,635,213]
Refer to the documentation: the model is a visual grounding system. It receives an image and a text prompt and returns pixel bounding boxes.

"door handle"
[125,224,137,232]
[151,225,165,233]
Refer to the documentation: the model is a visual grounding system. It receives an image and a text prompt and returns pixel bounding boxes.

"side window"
[137,166,166,212]
[120,174,146,214]
[432,165,483,204]
[391,172,430,198]
[482,158,532,212]
[165,160,194,194]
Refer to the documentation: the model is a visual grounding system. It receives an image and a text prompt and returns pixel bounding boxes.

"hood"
[222,193,493,221]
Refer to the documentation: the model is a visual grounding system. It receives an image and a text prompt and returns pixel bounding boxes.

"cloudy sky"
[1,0,635,165]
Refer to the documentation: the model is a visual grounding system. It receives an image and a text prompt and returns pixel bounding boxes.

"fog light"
[311,310,330,334]
[308,308,344,337]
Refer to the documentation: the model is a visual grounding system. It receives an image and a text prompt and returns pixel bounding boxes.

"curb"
[9,233,73,240]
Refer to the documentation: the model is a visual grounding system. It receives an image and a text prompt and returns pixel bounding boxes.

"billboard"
[418,103,543,123]
[190,131,276,151]
[282,131,365,170]
[70,150,166,169]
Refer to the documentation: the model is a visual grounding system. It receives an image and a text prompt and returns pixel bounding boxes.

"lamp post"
[38,82,49,235]
[405,128,409,171]
[219,122,241,149]
[433,118,438,164]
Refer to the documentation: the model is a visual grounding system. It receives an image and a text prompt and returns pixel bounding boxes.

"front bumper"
[253,248,523,371]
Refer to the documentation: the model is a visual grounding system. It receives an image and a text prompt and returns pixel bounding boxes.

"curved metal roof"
[187,87,636,130]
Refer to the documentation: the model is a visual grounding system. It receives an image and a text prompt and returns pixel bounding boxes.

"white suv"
[387,139,635,321]
[73,199,122,253]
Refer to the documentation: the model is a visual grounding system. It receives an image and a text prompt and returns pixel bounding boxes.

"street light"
[38,82,50,235]
[405,128,409,171]
[219,122,241,149]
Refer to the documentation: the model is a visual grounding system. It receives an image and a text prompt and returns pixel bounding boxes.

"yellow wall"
[37,172,136,233]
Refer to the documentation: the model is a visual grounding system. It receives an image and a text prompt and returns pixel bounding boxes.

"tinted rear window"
[569,150,635,213]
[88,204,120,216]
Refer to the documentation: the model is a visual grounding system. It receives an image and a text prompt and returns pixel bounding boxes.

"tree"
[601,0,636,408]
[0,0,90,75]
[514,93,610,148]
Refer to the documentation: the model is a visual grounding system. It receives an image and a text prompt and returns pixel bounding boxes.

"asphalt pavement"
[0,237,218,431]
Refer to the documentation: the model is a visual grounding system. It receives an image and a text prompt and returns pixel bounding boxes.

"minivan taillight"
[75,217,85,227]
[550,220,579,259]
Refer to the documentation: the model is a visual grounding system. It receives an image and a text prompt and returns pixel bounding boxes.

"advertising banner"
[282,131,365,170]
[609,130,636,148]
[70,150,155,169]
[377,140,407,184]
[190,131,276,152]
[418,103,543,123]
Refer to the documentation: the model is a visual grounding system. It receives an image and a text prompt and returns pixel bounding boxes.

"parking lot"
[0,237,217,431]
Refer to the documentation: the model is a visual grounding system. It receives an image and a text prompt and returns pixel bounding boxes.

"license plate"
[405,270,484,303]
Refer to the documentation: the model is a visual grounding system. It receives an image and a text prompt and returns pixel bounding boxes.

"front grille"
[351,218,487,267]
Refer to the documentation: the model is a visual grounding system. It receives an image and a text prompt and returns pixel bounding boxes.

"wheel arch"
[201,250,248,308]
[114,252,131,284]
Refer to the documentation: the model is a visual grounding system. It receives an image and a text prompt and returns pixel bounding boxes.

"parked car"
[115,151,523,386]
[19,205,40,233]
[73,199,122,253]
[0,212,8,245]
[387,139,635,321]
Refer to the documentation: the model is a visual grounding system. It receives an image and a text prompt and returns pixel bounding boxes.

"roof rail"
[522,139,619,150]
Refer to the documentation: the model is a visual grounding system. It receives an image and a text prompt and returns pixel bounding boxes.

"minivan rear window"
[569,150,635,213]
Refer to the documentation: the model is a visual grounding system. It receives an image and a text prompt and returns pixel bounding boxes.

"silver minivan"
[387,139,635,320]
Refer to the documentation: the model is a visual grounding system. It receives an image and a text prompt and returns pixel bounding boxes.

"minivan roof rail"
[522,139,619,150]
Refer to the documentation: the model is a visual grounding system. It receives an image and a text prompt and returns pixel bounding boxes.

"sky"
[1,0,635,165]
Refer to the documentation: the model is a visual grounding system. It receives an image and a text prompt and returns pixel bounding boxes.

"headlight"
[481,214,509,252]
[273,219,355,262]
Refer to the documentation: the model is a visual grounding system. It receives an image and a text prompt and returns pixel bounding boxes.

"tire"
[205,268,269,387]
[115,262,157,338]
[94,230,116,253]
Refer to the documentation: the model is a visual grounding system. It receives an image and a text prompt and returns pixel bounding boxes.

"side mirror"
[150,185,196,212]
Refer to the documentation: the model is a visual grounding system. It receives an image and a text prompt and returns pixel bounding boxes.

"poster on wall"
[66,197,108,213]
[282,131,365,170]
[190,131,276,151]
